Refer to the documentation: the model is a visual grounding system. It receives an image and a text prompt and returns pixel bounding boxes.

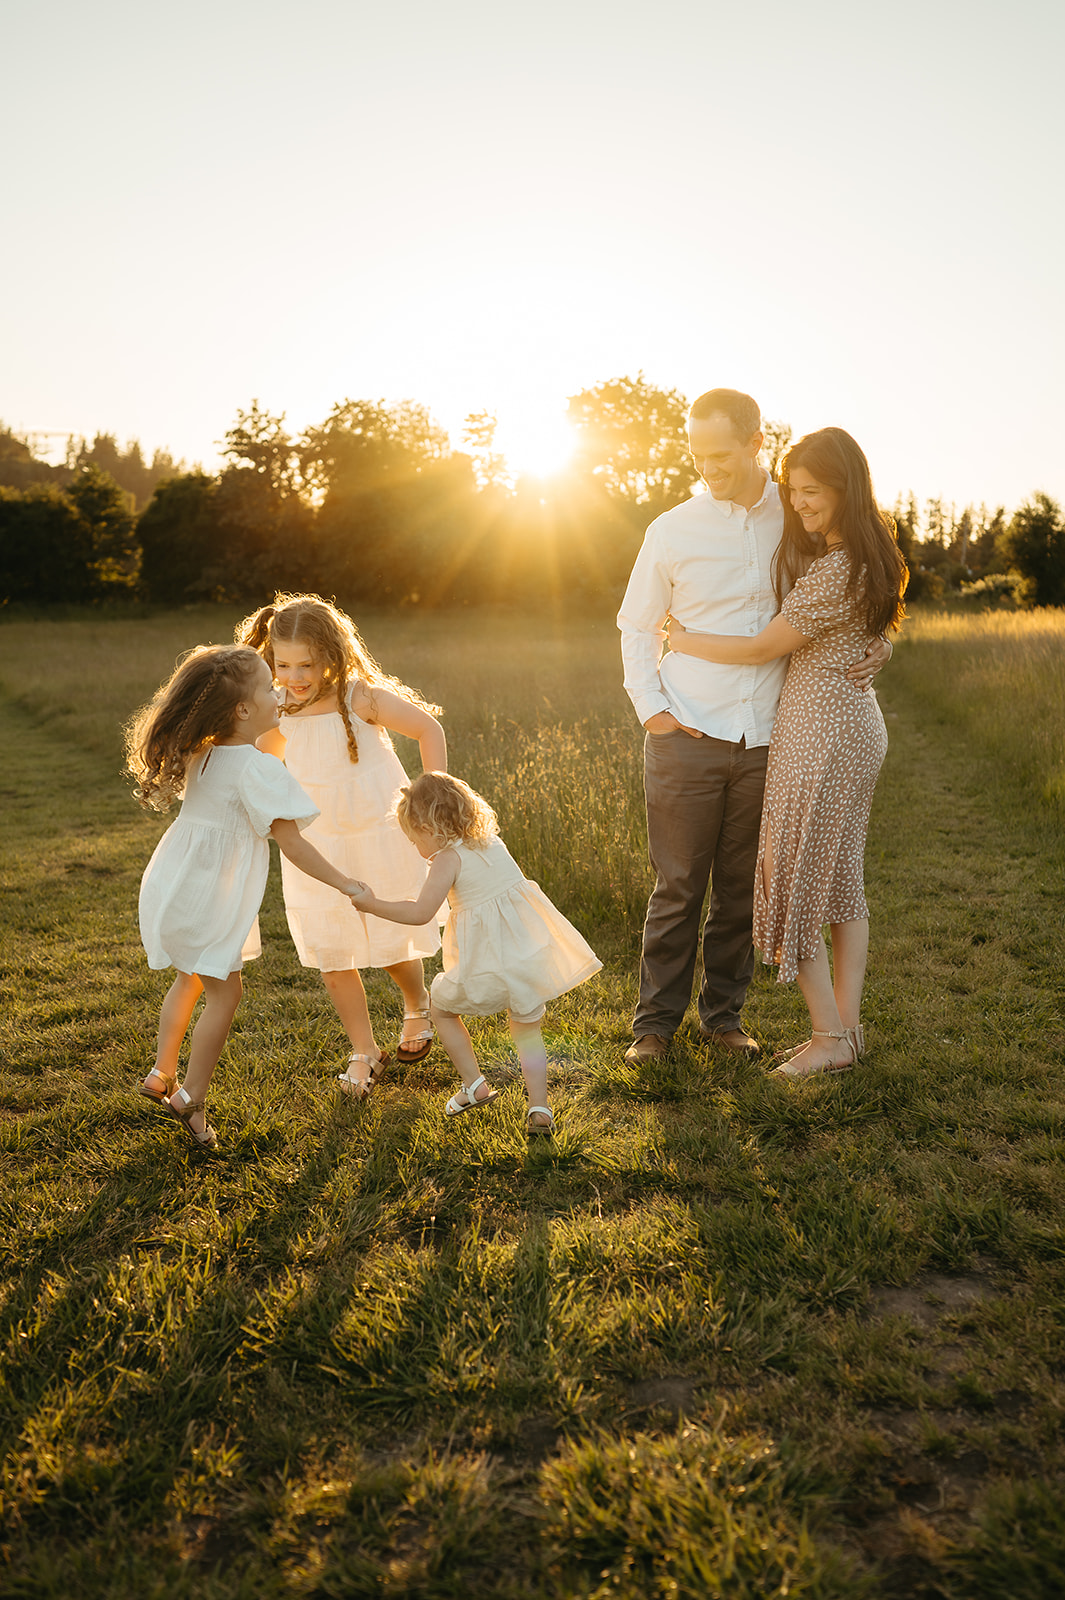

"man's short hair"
[688,388,761,441]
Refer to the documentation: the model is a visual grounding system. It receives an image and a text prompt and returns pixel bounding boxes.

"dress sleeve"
[239,749,320,838]
[780,554,850,640]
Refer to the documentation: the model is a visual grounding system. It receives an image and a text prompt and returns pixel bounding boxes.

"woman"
[667,427,907,1077]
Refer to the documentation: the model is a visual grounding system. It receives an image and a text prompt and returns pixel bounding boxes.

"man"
[617,388,886,1066]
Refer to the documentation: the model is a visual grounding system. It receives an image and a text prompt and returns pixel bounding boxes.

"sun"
[494,409,577,480]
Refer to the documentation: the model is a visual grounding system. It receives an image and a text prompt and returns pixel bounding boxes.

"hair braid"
[334,655,361,764]
[175,659,224,746]
[125,644,261,811]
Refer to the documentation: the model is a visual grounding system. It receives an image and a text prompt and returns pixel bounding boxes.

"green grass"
[1,605,1064,1596]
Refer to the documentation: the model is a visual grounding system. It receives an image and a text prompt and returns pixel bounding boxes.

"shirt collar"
[711,468,774,519]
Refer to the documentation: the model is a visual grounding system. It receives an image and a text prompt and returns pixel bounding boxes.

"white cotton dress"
[278,692,441,971]
[431,837,602,1020]
[139,743,319,981]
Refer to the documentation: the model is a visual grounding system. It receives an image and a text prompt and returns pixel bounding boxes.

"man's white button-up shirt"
[617,472,787,747]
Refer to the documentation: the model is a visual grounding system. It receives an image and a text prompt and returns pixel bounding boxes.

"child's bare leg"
[146,971,202,1092]
[384,958,432,1051]
[431,1003,495,1103]
[169,971,242,1139]
[321,968,382,1060]
[509,1014,550,1128]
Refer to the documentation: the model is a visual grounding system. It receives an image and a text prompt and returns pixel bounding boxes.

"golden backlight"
[494,409,577,481]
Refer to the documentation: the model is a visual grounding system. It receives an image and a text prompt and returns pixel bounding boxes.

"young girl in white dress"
[128,644,363,1147]
[350,773,602,1136]
[237,594,446,1095]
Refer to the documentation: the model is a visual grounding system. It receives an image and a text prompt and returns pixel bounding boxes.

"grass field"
[1,604,1064,1598]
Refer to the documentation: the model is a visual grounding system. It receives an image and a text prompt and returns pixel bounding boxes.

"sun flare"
[494,410,576,480]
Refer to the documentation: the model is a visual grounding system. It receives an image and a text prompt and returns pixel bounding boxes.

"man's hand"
[846,636,892,692]
[644,711,703,738]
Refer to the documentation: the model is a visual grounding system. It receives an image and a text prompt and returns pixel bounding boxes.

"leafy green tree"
[969,505,1007,577]
[999,493,1065,607]
[137,472,223,600]
[220,403,298,492]
[67,433,183,510]
[0,484,90,601]
[0,424,66,491]
[297,399,449,500]
[566,373,698,520]
[66,466,140,593]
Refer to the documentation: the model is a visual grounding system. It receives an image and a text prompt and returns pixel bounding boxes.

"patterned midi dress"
[754,548,888,983]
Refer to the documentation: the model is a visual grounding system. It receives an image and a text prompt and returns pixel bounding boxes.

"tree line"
[1,380,1063,610]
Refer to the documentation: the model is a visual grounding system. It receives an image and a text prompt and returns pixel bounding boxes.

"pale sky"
[3,0,1062,513]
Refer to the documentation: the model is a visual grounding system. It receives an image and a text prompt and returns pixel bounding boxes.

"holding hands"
[348,881,373,909]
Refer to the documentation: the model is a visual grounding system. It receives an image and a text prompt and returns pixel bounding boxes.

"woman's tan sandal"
[167,1086,218,1148]
[395,1006,434,1064]
[336,1051,387,1098]
[444,1074,500,1117]
[768,1029,858,1080]
[138,1066,177,1106]
[526,1105,555,1139]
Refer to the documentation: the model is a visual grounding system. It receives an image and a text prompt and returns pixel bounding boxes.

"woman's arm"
[356,684,447,773]
[270,818,358,895]
[350,850,458,924]
[667,612,809,666]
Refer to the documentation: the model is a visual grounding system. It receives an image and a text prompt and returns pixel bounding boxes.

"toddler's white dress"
[431,837,601,1020]
[139,743,318,981]
[279,692,441,971]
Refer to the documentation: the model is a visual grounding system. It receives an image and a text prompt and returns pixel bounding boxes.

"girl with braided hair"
[126,644,364,1146]
[236,595,445,1096]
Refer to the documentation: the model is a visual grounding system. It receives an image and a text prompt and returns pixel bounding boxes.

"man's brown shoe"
[700,1027,760,1059]
[624,1034,672,1067]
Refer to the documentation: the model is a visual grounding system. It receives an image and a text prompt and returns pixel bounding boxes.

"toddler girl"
[351,773,601,1136]
[128,644,362,1147]
[236,593,446,1096]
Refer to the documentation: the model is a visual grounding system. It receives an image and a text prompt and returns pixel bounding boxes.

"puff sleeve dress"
[278,692,441,971]
[754,549,889,983]
[139,743,319,980]
[431,837,602,1021]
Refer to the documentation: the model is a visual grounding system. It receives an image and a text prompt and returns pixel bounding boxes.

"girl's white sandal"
[444,1074,500,1117]
[526,1105,555,1139]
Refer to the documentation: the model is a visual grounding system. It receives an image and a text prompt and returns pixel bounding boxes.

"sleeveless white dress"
[278,691,441,971]
[139,743,318,980]
[431,837,601,1019]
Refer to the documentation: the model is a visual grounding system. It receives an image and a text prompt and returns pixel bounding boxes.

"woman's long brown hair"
[774,427,908,636]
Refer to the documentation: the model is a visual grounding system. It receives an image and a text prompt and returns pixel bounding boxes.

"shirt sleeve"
[239,749,320,838]
[780,555,850,641]
[616,521,673,725]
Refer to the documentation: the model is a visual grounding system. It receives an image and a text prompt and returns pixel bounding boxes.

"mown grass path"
[1,611,1063,1598]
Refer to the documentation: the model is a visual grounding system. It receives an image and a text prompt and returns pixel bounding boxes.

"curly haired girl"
[237,594,446,1094]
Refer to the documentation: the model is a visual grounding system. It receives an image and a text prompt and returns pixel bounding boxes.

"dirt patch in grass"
[868,1267,994,1327]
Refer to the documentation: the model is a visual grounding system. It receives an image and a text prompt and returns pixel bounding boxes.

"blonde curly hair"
[235,592,442,766]
[124,644,263,811]
[396,772,499,848]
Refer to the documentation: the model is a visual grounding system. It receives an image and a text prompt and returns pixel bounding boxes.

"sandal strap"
[403,1007,431,1021]
[527,1105,553,1118]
